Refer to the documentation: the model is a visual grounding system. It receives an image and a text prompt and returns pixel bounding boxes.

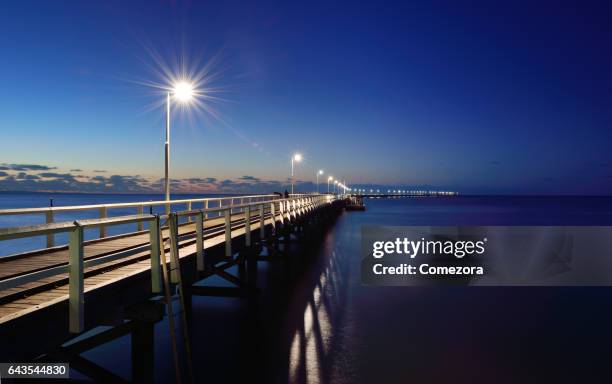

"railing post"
[259,203,265,239]
[46,210,54,248]
[245,205,251,246]
[149,216,162,293]
[187,201,192,222]
[137,206,144,231]
[270,202,276,232]
[205,200,209,219]
[99,207,107,238]
[69,223,84,333]
[196,210,204,271]
[168,214,180,283]
[281,200,291,220]
[224,208,232,257]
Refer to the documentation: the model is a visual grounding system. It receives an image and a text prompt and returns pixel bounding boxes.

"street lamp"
[327,176,333,194]
[164,81,195,210]
[316,170,324,193]
[291,153,302,195]
[334,180,338,194]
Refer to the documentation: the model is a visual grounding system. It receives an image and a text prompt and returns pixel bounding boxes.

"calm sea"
[3,193,612,382]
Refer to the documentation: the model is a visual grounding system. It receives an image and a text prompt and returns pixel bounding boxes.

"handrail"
[0,193,316,248]
[173,195,323,217]
[0,194,286,215]
[0,221,77,241]
[0,214,156,241]
[75,214,156,228]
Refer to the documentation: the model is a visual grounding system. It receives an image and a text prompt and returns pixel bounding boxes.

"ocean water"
[4,194,612,382]
[311,196,612,383]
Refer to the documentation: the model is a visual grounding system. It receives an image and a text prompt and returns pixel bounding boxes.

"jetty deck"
[0,194,343,350]
[0,214,246,321]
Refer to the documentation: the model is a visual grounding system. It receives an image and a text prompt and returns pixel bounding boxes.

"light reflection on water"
[283,196,612,383]
[285,229,355,384]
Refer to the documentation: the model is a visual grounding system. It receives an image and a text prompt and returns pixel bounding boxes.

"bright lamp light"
[173,81,195,102]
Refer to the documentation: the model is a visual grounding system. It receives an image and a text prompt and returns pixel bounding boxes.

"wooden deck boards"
[0,214,250,281]
[0,212,278,325]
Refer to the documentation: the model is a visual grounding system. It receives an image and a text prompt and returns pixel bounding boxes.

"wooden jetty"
[0,193,348,366]
[353,191,458,198]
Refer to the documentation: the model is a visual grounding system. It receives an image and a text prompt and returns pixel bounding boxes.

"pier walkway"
[0,193,346,362]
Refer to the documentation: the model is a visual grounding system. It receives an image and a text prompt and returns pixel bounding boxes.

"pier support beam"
[224,208,232,258]
[46,210,55,248]
[196,211,204,271]
[131,320,154,384]
[149,216,162,293]
[69,224,84,333]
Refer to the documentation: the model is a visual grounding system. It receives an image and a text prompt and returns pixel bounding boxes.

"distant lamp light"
[290,153,302,194]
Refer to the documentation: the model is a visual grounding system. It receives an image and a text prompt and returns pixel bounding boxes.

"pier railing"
[0,194,335,332]
[0,194,313,248]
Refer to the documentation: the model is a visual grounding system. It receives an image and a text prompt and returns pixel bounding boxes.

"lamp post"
[291,153,302,195]
[316,170,324,193]
[327,176,333,194]
[334,180,338,194]
[164,81,195,212]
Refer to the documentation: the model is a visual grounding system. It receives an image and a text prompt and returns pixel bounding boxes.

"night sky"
[1,0,611,194]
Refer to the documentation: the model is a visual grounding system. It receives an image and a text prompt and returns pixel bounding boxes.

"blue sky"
[1,0,612,194]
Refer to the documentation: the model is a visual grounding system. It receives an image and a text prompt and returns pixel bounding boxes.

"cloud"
[186,177,217,184]
[0,163,57,171]
[0,162,316,194]
[239,175,261,182]
[93,170,107,173]
[38,172,77,181]
[16,172,40,180]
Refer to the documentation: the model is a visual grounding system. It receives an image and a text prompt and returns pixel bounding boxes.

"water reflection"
[286,234,352,384]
